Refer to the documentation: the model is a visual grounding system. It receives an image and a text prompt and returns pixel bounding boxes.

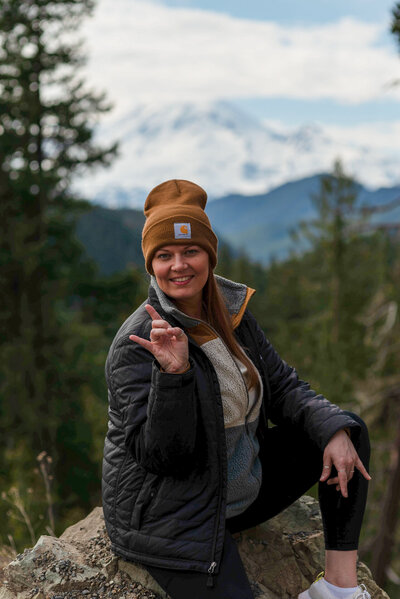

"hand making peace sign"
[129,304,190,374]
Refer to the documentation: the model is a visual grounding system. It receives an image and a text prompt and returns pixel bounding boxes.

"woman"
[102,179,371,599]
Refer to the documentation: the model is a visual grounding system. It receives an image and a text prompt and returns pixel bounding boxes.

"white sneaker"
[298,577,371,599]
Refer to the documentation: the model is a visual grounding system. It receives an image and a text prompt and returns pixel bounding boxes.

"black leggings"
[145,412,370,599]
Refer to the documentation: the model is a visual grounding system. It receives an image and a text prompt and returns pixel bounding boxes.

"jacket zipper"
[205,376,224,588]
[206,356,225,588]
[189,321,262,585]
[174,314,260,585]
[189,339,226,588]
[207,561,218,587]
[203,335,261,586]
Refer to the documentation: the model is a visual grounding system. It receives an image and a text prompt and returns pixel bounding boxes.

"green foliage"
[277,161,372,403]
[0,0,123,546]
[75,205,146,275]
[219,162,387,407]
[238,162,400,593]
[392,2,400,50]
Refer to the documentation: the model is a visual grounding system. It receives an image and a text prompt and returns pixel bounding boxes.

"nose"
[171,253,187,271]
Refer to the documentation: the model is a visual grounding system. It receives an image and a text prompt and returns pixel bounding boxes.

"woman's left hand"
[320,429,371,498]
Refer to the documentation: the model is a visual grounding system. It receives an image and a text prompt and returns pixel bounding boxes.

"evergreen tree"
[272,160,379,404]
[366,6,400,586]
[392,2,400,48]
[296,161,359,341]
[0,0,117,542]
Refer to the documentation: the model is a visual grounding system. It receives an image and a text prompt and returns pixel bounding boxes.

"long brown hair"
[202,271,259,390]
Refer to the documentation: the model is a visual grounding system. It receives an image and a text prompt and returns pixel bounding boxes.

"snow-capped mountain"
[75,100,400,207]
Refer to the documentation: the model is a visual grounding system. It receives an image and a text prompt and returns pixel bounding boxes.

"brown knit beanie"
[142,179,218,274]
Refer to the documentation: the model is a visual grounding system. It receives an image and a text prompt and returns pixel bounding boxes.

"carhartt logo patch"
[174,223,191,239]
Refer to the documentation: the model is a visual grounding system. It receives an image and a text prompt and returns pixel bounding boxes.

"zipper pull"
[207,561,217,588]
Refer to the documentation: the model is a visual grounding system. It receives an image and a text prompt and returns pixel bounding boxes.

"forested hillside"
[75,175,400,273]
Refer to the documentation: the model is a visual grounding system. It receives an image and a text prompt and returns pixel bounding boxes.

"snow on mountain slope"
[75,100,400,207]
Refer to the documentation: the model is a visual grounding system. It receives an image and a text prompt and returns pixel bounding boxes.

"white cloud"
[73,100,400,205]
[324,121,400,152]
[262,117,400,185]
[263,118,400,152]
[80,0,400,120]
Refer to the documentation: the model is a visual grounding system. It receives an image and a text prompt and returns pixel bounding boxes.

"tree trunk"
[370,400,400,587]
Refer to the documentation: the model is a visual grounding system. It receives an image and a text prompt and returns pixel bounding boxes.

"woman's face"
[152,244,209,309]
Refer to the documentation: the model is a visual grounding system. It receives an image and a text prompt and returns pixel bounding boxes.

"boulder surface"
[0,496,389,599]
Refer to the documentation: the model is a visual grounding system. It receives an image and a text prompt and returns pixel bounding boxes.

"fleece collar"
[149,274,255,330]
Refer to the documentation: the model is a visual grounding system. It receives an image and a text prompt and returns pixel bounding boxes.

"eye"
[185,248,198,255]
[156,253,170,260]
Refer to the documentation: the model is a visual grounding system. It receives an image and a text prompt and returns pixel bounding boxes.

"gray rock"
[0,535,99,598]
[118,560,168,598]
[0,497,389,599]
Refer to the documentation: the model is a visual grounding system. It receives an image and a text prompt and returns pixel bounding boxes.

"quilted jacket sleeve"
[108,337,198,476]
[247,313,360,450]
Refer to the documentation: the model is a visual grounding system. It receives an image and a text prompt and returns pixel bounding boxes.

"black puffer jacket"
[102,277,360,577]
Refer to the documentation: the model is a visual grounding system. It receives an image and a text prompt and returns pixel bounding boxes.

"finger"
[150,329,172,340]
[149,327,186,342]
[327,476,339,485]
[145,304,167,322]
[129,334,153,353]
[320,458,332,481]
[355,457,371,481]
[337,469,348,497]
[151,319,169,329]
[167,327,186,339]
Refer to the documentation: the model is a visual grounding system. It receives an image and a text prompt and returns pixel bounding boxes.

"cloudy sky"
[78,0,400,195]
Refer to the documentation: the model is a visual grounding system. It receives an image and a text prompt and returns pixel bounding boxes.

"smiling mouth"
[170,275,194,283]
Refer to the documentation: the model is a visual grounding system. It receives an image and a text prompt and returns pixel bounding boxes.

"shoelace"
[354,584,371,599]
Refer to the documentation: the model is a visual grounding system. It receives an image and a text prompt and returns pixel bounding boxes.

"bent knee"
[342,410,368,435]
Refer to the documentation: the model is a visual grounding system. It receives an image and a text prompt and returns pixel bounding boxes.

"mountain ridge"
[76,174,400,274]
